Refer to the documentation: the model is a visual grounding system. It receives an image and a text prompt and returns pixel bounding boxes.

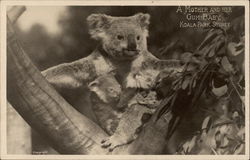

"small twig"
[212,120,235,129]
[199,107,220,118]
[226,88,234,99]
[7,6,26,23]
[229,78,245,106]
[211,147,219,155]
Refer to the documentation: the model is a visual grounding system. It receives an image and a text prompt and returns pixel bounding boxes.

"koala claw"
[101,136,123,151]
[101,139,111,148]
[101,139,106,144]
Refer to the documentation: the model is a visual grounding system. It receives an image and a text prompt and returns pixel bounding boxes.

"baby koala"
[88,72,122,135]
[101,91,161,151]
[88,72,161,151]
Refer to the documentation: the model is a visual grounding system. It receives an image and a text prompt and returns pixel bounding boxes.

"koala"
[101,91,161,151]
[42,12,184,136]
[43,12,183,89]
[42,13,152,118]
[87,13,149,62]
[117,55,183,109]
[88,72,122,135]
[87,71,161,151]
[87,72,160,138]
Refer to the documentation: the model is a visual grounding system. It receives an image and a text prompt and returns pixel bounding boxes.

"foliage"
[156,13,245,155]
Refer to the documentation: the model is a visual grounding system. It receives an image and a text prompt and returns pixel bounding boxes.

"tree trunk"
[6,6,171,154]
[7,6,108,154]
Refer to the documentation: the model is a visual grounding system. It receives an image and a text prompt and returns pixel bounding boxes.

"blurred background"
[7,6,244,154]
[15,6,243,70]
[15,6,209,71]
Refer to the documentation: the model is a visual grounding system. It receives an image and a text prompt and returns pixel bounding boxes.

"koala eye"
[108,88,114,92]
[136,35,141,41]
[117,35,124,40]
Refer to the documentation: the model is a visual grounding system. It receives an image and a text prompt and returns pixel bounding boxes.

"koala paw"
[101,136,125,152]
[116,101,127,110]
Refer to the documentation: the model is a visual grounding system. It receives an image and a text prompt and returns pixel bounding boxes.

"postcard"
[1,0,249,159]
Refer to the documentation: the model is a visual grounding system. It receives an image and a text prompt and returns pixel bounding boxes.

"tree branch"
[7,6,108,154]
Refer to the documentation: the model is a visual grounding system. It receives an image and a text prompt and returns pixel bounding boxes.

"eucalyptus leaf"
[212,84,228,97]
[208,45,216,57]
[227,42,244,56]
[221,56,234,73]
[198,31,218,51]
[202,116,211,132]
[182,76,191,90]
[233,144,245,155]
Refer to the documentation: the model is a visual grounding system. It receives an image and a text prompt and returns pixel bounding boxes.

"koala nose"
[128,42,137,51]
[127,34,137,51]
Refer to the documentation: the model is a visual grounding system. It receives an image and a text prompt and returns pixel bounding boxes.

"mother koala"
[42,13,181,121]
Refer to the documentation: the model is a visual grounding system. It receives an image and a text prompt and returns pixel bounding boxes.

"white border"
[0,0,249,160]
[0,0,249,6]
[0,1,7,158]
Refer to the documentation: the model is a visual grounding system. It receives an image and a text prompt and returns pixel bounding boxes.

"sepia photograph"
[1,0,249,159]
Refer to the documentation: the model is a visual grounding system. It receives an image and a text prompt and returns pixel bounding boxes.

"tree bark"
[6,6,171,154]
[7,6,108,154]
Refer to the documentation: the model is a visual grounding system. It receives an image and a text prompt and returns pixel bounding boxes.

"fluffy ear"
[109,70,116,76]
[87,14,112,40]
[88,81,99,91]
[134,13,150,29]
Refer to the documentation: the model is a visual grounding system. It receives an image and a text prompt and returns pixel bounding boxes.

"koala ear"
[134,13,150,29]
[109,70,116,76]
[88,81,99,91]
[87,14,112,40]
